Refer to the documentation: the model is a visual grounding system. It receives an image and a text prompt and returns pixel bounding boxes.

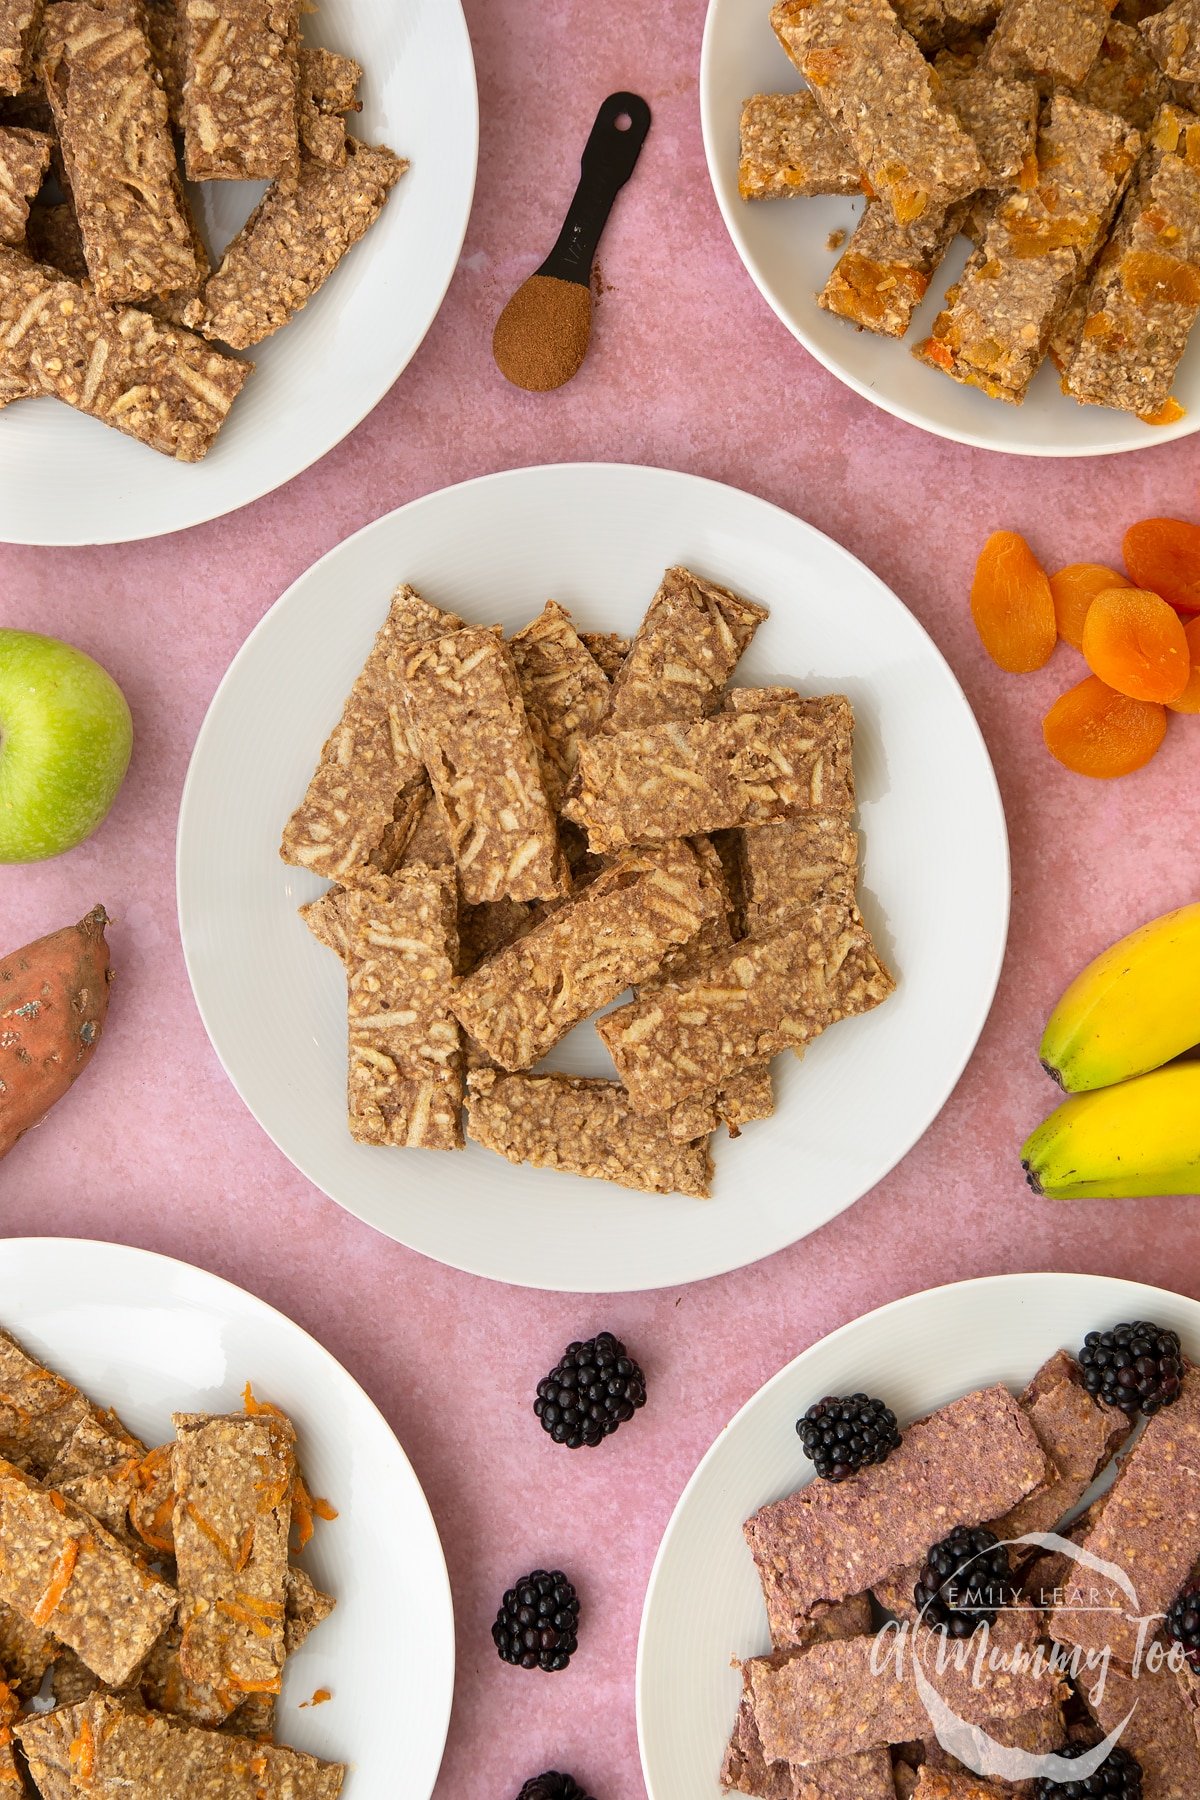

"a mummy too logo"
[871,1531,1184,1785]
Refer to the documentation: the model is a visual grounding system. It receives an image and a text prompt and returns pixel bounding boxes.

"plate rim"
[0,1235,456,1798]
[0,0,479,547]
[696,0,1197,460]
[634,1268,1200,1797]
[176,458,1011,1292]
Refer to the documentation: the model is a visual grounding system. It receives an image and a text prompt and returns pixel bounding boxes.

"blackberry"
[1078,1321,1183,1417]
[1166,1579,1200,1672]
[914,1525,1017,1637]
[796,1393,901,1482]
[1032,1743,1143,1797]
[515,1776,594,1800]
[534,1332,646,1449]
[493,1570,579,1672]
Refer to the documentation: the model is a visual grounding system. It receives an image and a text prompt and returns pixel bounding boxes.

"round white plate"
[177,461,1009,1292]
[637,1271,1200,1800]
[699,0,1198,457]
[0,0,477,545]
[0,1238,453,1798]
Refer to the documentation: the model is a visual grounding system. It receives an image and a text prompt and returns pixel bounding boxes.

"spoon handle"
[537,91,652,287]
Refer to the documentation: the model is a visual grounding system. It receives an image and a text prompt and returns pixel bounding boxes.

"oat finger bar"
[600,566,768,734]
[195,138,406,348]
[995,1349,1131,1542]
[1082,1666,1200,1797]
[24,197,87,279]
[914,1775,1011,1800]
[0,1327,94,1476]
[510,599,610,808]
[578,630,629,679]
[739,814,859,936]
[986,0,1119,85]
[738,91,861,201]
[0,123,48,246]
[598,901,892,1116]
[466,1069,713,1197]
[820,199,964,337]
[0,1606,54,1698]
[280,586,463,883]
[345,867,463,1150]
[890,0,1000,47]
[144,0,184,122]
[299,45,361,168]
[0,244,249,456]
[0,1457,175,1685]
[659,1063,776,1142]
[770,0,986,227]
[45,1407,146,1546]
[37,0,198,304]
[1142,0,1200,77]
[180,0,299,183]
[0,0,41,92]
[564,698,855,857]
[402,627,569,905]
[1077,19,1168,129]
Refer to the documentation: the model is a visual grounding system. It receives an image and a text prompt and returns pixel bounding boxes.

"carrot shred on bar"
[31,1536,79,1626]
[68,1716,94,1781]
[185,1501,235,1561]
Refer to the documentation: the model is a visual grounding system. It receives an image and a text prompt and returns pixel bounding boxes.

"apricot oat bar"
[770,0,985,227]
[1077,19,1168,129]
[465,1069,714,1197]
[820,200,963,337]
[738,91,861,201]
[890,0,1000,45]
[1064,105,1200,417]
[598,901,893,1116]
[601,565,768,733]
[985,0,1120,84]
[345,867,463,1150]
[17,1693,345,1798]
[510,599,610,808]
[451,841,720,1070]
[564,697,855,855]
[38,0,198,305]
[180,0,299,184]
[0,245,249,456]
[195,138,407,348]
[402,627,569,905]
[0,122,47,246]
[280,585,462,883]
[1141,0,1200,78]
[299,45,361,167]
[0,0,40,92]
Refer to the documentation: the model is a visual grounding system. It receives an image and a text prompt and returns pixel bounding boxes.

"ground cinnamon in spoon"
[493,274,593,391]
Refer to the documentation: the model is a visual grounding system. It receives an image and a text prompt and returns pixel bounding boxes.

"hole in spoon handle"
[537,91,652,286]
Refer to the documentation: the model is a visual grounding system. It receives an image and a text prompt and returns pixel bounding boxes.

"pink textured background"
[4,0,1200,1793]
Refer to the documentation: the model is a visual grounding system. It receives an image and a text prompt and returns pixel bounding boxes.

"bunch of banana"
[1023,902,1200,1200]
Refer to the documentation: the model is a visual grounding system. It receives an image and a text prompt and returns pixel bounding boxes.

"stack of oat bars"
[281,568,896,1199]
[742,0,1200,423]
[0,0,405,459]
[0,1325,344,1799]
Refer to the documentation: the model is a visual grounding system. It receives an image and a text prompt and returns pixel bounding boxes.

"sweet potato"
[0,906,112,1160]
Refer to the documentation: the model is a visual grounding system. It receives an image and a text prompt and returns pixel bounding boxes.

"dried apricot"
[1123,518,1200,613]
[1169,617,1200,715]
[1081,587,1190,702]
[970,531,1057,673]
[1048,563,1130,650]
[1043,675,1167,779]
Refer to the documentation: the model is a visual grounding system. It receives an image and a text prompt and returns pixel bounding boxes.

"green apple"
[0,629,133,862]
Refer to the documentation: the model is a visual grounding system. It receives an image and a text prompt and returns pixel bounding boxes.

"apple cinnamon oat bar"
[739,813,859,935]
[578,630,629,679]
[280,585,463,884]
[345,867,463,1150]
[0,122,47,245]
[0,0,41,92]
[402,627,569,905]
[299,45,361,167]
[738,91,862,201]
[564,697,855,855]
[770,0,986,227]
[600,566,768,734]
[195,138,407,348]
[0,244,249,456]
[659,1064,776,1142]
[24,197,87,279]
[510,599,610,808]
[180,0,299,184]
[465,1069,714,1197]
[37,0,199,304]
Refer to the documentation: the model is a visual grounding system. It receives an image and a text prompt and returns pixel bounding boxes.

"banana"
[1022,1064,1200,1199]
[1040,902,1200,1092]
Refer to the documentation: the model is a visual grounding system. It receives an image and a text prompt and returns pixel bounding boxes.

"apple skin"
[0,629,133,862]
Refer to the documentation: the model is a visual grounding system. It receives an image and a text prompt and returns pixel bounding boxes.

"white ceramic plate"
[176,461,1009,1292]
[0,0,477,545]
[637,1271,1200,1799]
[699,0,1199,457]
[0,1238,453,1798]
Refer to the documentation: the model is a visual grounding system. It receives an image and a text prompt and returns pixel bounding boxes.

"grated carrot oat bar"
[0,122,48,246]
[451,840,721,1070]
[0,1326,96,1476]
[280,585,462,883]
[738,91,861,201]
[402,627,569,906]
[564,697,855,855]
[466,1068,714,1197]
[986,0,1120,85]
[45,1407,145,1547]
[299,45,361,167]
[597,900,894,1115]
[0,0,41,92]
[180,0,299,183]
[510,599,610,808]
[195,138,406,348]
[770,0,986,227]
[0,244,250,455]
[345,866,463,1150]
[601,566,768,733]
[37,0,198,304]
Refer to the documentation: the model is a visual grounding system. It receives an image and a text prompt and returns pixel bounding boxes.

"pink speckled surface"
[3,0,1200,1793]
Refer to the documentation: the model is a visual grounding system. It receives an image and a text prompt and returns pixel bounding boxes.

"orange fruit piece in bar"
[970,531,1057,673]
[1170,617,1200,715]
[1043,675,1167,779]
[1081,587,1190,703]
[1048,563,1130,651]
[1123,518,1200,613]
